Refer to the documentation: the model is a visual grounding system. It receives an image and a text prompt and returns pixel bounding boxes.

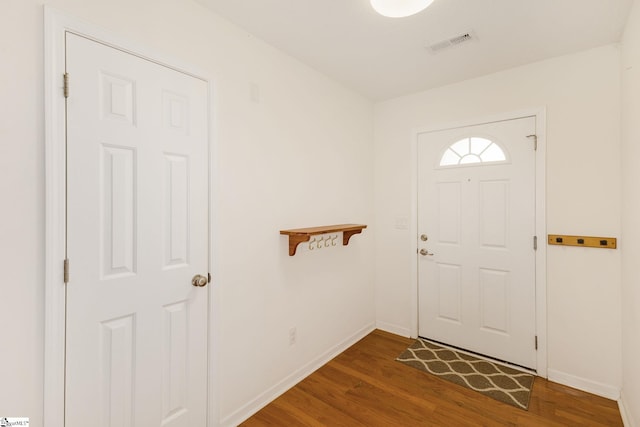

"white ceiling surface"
[196,0,634,100]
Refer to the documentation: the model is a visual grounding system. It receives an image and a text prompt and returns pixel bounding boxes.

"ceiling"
[195,0,634,101]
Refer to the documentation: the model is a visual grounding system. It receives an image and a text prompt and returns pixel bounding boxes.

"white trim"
[409,128,419,339]
[376,320,411,337]
[533,109,548,378]
[408,108,548,377]
[619,391,636,427]
[411,108,546,135]
[548,369,621,401]
[207,64,222,427]
[44,7,219,426]
[43,9,68,426]
[219,323,376,427]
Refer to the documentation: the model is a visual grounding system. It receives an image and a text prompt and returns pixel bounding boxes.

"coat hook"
[316,235,324,249]
[309,237,316,250]
[331,235,337,246]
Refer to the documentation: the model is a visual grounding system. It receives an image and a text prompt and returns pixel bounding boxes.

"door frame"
[44,7,220,426]
[409,109,547,377]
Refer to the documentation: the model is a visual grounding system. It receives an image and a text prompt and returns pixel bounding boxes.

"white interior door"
[65,33,209,426]
[417,117,537,369]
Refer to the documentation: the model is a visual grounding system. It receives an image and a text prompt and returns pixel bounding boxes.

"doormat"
[396,338,534,410]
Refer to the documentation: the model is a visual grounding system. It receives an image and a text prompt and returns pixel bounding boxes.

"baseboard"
[619,391,636,427]
[376,320,412,338]
[547,369,620,400]
[219,322,376,427]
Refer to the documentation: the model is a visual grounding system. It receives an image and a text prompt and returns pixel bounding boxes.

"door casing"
[409,109,547,377]
[44,7,220,426]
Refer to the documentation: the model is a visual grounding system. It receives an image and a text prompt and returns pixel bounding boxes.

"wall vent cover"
[426,31,476,53]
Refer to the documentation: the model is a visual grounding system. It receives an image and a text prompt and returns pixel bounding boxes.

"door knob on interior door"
[192,274,208,287]
[419,249,434,256]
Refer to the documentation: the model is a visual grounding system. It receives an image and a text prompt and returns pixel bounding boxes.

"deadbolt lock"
[420,234,428,241]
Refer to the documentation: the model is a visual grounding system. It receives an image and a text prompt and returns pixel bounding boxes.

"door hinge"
[535,335,538,350]
[63,258,69,284]
[208,273,211,283]
[533,236,538,250]
[526,134,537,151]
[63,73,69,98]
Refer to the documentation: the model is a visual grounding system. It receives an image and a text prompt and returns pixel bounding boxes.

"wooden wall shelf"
[280,224,367,256]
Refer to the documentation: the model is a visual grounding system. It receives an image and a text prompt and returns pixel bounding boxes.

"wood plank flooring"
[241,330,622,426]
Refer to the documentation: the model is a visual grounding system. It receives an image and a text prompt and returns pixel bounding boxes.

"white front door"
[417,117,537,369]
[65,33,209,426]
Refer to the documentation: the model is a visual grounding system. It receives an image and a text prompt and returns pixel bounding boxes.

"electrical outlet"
[289,327,297,346]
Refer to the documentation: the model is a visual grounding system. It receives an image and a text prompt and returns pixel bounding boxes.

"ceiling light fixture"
[370,0,435,18]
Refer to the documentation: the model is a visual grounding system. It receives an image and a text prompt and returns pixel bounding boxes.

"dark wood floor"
[241,330,622,426]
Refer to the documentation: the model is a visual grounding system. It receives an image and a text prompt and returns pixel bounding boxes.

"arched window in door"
[439,137,507,166]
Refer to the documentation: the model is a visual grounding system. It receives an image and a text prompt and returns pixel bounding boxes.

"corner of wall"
[376,321,411,338]
[621,0,640,426]
[619,391,637,427]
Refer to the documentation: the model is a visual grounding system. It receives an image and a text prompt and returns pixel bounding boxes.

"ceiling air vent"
[426,31,476,53]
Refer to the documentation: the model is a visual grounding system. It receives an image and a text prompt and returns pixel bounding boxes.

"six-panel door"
[65,33,209,426]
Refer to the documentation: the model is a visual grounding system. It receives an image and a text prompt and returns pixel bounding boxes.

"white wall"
[0,1,375,425]
[1,0,631,424]
[374,45,622,397]
[621,0,640,424]
[0,1,45,423]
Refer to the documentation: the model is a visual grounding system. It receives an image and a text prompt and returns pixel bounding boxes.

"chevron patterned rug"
[397,338,534,410]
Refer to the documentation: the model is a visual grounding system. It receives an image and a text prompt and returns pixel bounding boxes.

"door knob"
[419,249,434,256]
[192,274,208,287]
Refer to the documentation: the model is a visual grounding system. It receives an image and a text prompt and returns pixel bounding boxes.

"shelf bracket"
[287,234,311,256]
[343,229,363,246]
